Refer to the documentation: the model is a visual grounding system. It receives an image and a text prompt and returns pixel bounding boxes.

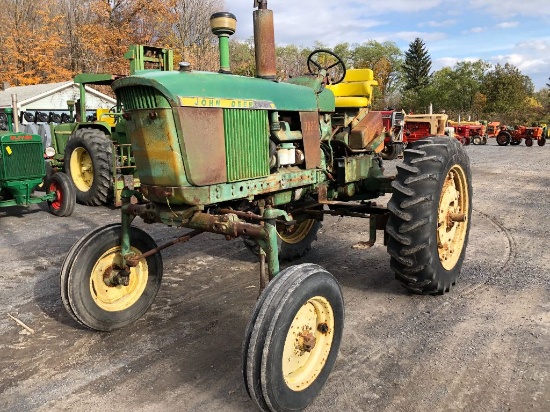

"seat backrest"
[96,108,115,126]
[327,68,378,107]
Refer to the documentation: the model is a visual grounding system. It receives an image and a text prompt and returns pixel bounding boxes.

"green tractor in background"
[60,2,472,411]
[49,45,173,206]
[0,104,75,216]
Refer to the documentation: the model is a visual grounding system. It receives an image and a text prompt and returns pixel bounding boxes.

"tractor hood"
[112,70,334,112]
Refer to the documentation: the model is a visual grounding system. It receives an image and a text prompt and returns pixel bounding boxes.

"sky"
[227,0,550,90]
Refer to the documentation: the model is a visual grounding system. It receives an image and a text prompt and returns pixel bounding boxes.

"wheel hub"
[70,147,94,192]
[90,246,149,312]
[282,296,334,391]
[437,166,469,270]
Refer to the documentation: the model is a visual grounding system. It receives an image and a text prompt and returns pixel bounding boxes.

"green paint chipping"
[0,140,44,180]
[117,86,171,110]
[224,109,269,182]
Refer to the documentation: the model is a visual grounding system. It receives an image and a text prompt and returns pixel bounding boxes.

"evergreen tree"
[403,38,432,91]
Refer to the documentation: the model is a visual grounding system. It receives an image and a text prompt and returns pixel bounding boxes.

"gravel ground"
[0,137,548,412]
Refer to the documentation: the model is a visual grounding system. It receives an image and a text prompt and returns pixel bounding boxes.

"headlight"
[44,146,56,158]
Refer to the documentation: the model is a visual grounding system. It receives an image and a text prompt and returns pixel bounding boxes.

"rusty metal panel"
[349,111,384,149]
[300,112,322,169]
[176,107,227,186]
[224,109,269,182]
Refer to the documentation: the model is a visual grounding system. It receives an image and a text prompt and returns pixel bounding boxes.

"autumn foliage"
[0,0,224,85]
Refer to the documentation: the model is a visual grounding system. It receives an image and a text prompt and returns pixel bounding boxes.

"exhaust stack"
[253,0,276,80]
[210,12,237,73]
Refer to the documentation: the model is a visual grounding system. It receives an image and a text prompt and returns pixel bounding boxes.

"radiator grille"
[117,86,171,110]
[224,109,269,182]
[0,142,44,180]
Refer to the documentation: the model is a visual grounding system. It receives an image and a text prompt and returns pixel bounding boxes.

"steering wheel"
[307,49,346,84]
[107,105,118,117]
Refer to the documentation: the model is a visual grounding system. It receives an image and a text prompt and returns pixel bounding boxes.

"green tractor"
[60,2,472,410]
[0,105,75,216]
[49,45,173,206]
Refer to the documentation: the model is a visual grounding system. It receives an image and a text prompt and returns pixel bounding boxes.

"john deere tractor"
[50,45,173,206]
[1,104,75,217]
[60,2,472,410]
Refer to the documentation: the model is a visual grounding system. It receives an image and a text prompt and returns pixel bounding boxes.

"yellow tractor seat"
[96,108,115,126]
[327,68,378,108]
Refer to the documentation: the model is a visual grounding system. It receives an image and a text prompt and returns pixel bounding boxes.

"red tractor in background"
[496,125,546,147]
[486,121,501,138]
[402,113,448,143]
[448,121,487,145]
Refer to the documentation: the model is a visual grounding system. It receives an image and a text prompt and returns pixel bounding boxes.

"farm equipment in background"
[448,120,487,145]
[379,110,405,160]
[0,103,75,216]
[403,113,448,143]
[59,2,472,411]
[49,45,174,206]
[496,125,546,147]
[486,121,501,138]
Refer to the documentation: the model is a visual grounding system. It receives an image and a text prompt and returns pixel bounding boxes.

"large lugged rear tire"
[496,132,510,146]
[64,128,113,206]
[386,136,472,294]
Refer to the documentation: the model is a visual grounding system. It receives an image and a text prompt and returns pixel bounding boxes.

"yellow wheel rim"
[90,246,148,312]
[279,219,316,244]
[437,165,469,270]
[282,296,335,391]
[70,147,93,192]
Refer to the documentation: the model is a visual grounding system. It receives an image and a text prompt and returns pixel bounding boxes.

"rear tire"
[525,137,533,147]
[538,137,546,147]
[386,136,472,294]
[496,132,510,146]
[64,128,113,206]
[47,172,76,217]
[244,218,322,262]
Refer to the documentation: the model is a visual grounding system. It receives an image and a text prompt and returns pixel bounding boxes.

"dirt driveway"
[1,139,548,412]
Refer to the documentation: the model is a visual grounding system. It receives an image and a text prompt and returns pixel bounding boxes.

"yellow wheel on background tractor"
[70,147,94,192]
[437,165,469,271]
[64,128,113,206]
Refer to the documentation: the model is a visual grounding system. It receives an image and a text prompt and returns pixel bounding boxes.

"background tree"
[350,40,403,109]
[482,63,535,124]
[402,38,431,91]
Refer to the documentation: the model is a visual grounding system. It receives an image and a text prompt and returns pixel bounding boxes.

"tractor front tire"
[496,132,510,146]
[64,128,113,206]
[243,263,344,412]
[47,172,76,217]
[525,137,533,147]
[538,137,546,147]
[60,224,163,331]
[386,136,472,294]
